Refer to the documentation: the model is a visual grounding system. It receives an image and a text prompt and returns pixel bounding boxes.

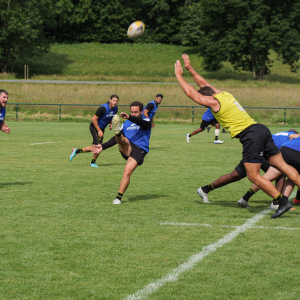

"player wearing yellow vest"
[175,54,300,218]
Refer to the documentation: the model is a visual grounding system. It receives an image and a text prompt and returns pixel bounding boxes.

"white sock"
[215,129,220,138]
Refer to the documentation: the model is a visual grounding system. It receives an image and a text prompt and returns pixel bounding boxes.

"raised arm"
[175,60,220,111]
[182,54,222,94]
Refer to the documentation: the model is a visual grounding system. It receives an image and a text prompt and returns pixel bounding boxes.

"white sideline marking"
[160,222,300,231]
[29,142,54,145]
[124,209,270,300]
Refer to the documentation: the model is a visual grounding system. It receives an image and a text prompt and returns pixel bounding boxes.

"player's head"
[198,86,215,96]
[288,129,299,134]
[130,101,143,117]
[0,90,8,108]
[108,94,119,108]
[155,94,163,105]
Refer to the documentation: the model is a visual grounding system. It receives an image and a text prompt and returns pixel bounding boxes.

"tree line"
[1,0,300,79]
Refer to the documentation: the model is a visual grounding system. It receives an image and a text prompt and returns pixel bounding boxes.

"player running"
[175,54,300,218]
[186,108,224,144]
[0,90,10,135]
[69,95,119,167]
[92,101,151,204]
[143,93,163,127]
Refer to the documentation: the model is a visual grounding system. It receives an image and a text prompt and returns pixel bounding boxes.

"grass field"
[1,122,300,299]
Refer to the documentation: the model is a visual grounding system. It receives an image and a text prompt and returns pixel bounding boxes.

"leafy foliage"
[199,0,300,79]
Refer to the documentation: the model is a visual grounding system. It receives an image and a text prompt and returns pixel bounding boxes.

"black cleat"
[207,127,211,133]
[222,128,228,133]
[271,202,292,218]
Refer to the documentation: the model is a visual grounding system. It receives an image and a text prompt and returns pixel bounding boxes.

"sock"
[116,192,123,201]
[189,134,191,137]
[296,190,300,200]
[202,183,214,194]
[274,193,288,206]
[215,129,220,139]
[91,159,96,164]
[243,188,255,201]
[215,136,218,141]
[76,149,83,154]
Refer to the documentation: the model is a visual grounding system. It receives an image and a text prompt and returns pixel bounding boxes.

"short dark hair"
[198,86,215,96]
[130,101,143,112]
[288,129,299,134]
[110,94,119,100]
[156,94,163,98]
[0,89,8,96]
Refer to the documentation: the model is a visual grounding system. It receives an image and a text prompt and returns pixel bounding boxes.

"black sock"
[76,149,83,154]
[91,159,96,164]
[243,188,255,201]
[215,136,218,141]
[202,183,214,194]
[116,192,123,200]
[189,134,191,137]
[296,190,300,200]
[274,194,288,206]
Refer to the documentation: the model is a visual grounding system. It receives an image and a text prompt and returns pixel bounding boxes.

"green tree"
[199,0,300,79]
[0,0,71,73]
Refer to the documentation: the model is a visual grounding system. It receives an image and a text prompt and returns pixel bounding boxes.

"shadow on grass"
[0,181,33,187]
[126,194,168,202]
[12,52,73,79]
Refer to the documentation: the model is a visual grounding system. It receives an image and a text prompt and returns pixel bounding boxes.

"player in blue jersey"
[0,90,10,135]
[92,101,151,204]
[197,130,298,213]
[186,108,224,144]
[143,94,163,127]
[237,130,300,209]
[69,95,119,167]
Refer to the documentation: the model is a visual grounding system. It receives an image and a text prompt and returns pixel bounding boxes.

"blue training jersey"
[202,108,215,122]
[143,100,158,120]
[121,117,152,153]
[0,107,6,123]
[281,137,300,152]
[272,131,296,149]
[94,103,118,130]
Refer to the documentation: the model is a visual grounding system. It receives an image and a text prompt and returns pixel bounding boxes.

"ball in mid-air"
[127,21,145,40]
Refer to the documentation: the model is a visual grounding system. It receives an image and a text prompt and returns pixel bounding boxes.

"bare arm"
[91,115,103,138]
[175,60,220,111]
[0,119,10,134]
[182,54,222,94]
[289,133,300,140]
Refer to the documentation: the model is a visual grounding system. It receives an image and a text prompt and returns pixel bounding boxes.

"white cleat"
[238,197,251,208]
[186,134,190,143]
[270,201,279,210]
[214,140,224,144]
[112,198,121,204]
[112,114,121,135]
[197,187,210,203]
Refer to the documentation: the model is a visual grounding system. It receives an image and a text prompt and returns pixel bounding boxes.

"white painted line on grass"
[29,142,54,145]
[124,209,270,300]
[160,222,300,231]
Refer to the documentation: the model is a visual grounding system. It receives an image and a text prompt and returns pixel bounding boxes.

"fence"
[6,103,300,125]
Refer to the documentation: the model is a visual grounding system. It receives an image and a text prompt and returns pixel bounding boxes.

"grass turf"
[1,122,300,299]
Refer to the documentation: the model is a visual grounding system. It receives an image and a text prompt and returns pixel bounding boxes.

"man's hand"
[289,133,300,140]
[120,112,130,119]
[92,144,103,154]
[175,60,183,78]
[182,54,192,70]
[2,124,10,134]
[152,122,155,128]
[98,129,104,138]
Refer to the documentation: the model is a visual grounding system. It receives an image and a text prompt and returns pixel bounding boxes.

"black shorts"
[200,118,219,130]
[235,158,271,179]
[90,123,104,145]
[281,146,300,174]
[120,141,147,166]
[238,124,280,163]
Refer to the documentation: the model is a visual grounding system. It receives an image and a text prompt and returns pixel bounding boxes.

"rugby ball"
[127,21,145,40]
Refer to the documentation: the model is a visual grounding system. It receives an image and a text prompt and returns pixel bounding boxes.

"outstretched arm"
[182,54,222,94]
[0,119,10,134]
[175,60,220,111]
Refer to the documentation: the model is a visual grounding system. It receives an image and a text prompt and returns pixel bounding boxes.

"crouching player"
[92,101,151,204]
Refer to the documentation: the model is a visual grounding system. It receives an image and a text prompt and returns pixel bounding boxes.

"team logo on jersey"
[106,112,114,118]
[127,124,140,130]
